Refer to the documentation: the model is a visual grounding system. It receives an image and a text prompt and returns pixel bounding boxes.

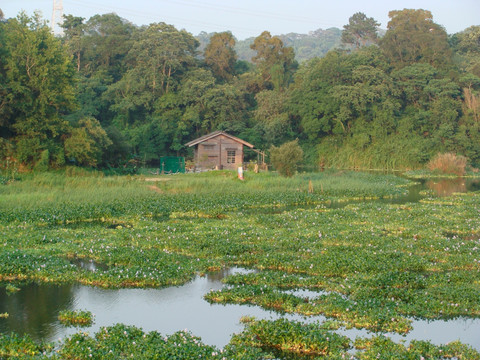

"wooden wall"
[195,134,244,170]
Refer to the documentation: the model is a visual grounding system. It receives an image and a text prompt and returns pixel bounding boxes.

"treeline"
[0,9,479,171]
[196,27,343,63]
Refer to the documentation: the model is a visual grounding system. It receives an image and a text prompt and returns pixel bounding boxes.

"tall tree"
[0,18,9,137]
[3,12,76,166]
[290,50,356,141]
[61,14,85,72]
[254,90,291,145]
[250,31,297,90]
[204,32,237,82]
[129,22,199,96]
[341,12,379,49]
[178,68,216,135]
[453,26,480,77]
[82,13,136,80]
[202,83,248,133]
[106,22,199,128]
[174,68,248,136]
[380,9,452,69]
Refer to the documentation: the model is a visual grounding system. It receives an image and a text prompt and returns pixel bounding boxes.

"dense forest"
[0,8,479,171]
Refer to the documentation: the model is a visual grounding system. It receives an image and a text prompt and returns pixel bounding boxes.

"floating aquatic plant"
[58,310,94,327]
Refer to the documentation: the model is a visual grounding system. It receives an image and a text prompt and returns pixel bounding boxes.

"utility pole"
[51,0,64,35]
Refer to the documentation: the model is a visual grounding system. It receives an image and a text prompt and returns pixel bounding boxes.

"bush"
[269,139,304,177]
[427,153,467,176]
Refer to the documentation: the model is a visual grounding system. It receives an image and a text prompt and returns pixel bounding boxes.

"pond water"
[1,177,480,350]
[1,268,480,350]
[424,177,480,197]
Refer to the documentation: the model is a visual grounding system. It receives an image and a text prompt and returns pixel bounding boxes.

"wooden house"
[185,131,254,170]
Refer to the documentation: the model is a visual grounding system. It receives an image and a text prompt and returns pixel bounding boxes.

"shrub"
[269,139,304,177]
[427,153,467,176]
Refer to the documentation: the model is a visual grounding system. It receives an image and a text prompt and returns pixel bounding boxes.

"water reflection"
[0,283,73,342]
[70,258,109,272]
[426,178,480,197]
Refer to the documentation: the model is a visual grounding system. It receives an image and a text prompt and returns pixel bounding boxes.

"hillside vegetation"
[0,9,479,172]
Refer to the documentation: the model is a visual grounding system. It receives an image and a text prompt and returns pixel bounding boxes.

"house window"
[227,150,236,164]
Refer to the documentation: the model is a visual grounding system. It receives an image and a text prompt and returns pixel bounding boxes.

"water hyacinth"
[58,310,94,327]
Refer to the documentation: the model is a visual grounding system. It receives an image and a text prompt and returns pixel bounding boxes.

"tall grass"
[0,169,149,220]
[154,170,409,197]
[0,170,412,224]
[427,153,467,176]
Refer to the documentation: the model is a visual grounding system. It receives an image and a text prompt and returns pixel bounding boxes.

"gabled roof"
[185,131,254,148]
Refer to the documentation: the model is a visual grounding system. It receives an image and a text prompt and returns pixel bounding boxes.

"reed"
[427,152,468,176]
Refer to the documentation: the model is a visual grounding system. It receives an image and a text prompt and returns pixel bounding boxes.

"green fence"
[160,156,185,174]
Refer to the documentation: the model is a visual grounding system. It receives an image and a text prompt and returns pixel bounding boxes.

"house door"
[220,143,237,170]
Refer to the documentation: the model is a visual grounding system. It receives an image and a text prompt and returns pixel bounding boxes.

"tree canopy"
[341,12,379,49]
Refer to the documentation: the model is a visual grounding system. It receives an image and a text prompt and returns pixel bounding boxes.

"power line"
[64,0,343,37]
[65,0,270,35]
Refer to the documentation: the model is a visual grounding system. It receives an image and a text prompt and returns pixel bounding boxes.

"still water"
[1,177,480,349]
[1,268,480,350]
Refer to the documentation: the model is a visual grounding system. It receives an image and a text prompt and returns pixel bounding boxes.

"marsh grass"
[0,170,410,224]
[149,170,409,197]
[427,153,468,176]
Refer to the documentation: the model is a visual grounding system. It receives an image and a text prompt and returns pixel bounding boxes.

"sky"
[2,0,479,39]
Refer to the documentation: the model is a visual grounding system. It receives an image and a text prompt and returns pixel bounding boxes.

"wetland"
[0,170,479,359]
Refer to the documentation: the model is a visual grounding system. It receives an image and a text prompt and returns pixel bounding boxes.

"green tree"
[250,31,297,90]
[166,68,248,147]
[380,9,452,69]
[61,14,85,71]
[106,22,199,129]
[178,68,216,135]
[102,125,130,166]
[130,22,198,96]
[204,32,237,82]
[456,87,480,165]
[269,139,303,177]
[3,12,76,167]
[254,90,291,145]
[291,47,388,141]
[333,63,395,134]
[290,59,337,141]
[452,26,480,77]
[82,13,136,80]
[0,18,10,138]
[202,83,248,133]
[392,63,439,107]
[64,117,112,167]
[341,12,379,49]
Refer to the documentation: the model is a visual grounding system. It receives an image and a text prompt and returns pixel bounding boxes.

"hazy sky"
[2,0,479,39]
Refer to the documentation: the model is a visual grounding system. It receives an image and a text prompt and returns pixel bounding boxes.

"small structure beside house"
[160,156,185,174]
[185,131,254,171]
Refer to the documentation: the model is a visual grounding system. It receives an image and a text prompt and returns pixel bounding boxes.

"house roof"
[185,131,254,148]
